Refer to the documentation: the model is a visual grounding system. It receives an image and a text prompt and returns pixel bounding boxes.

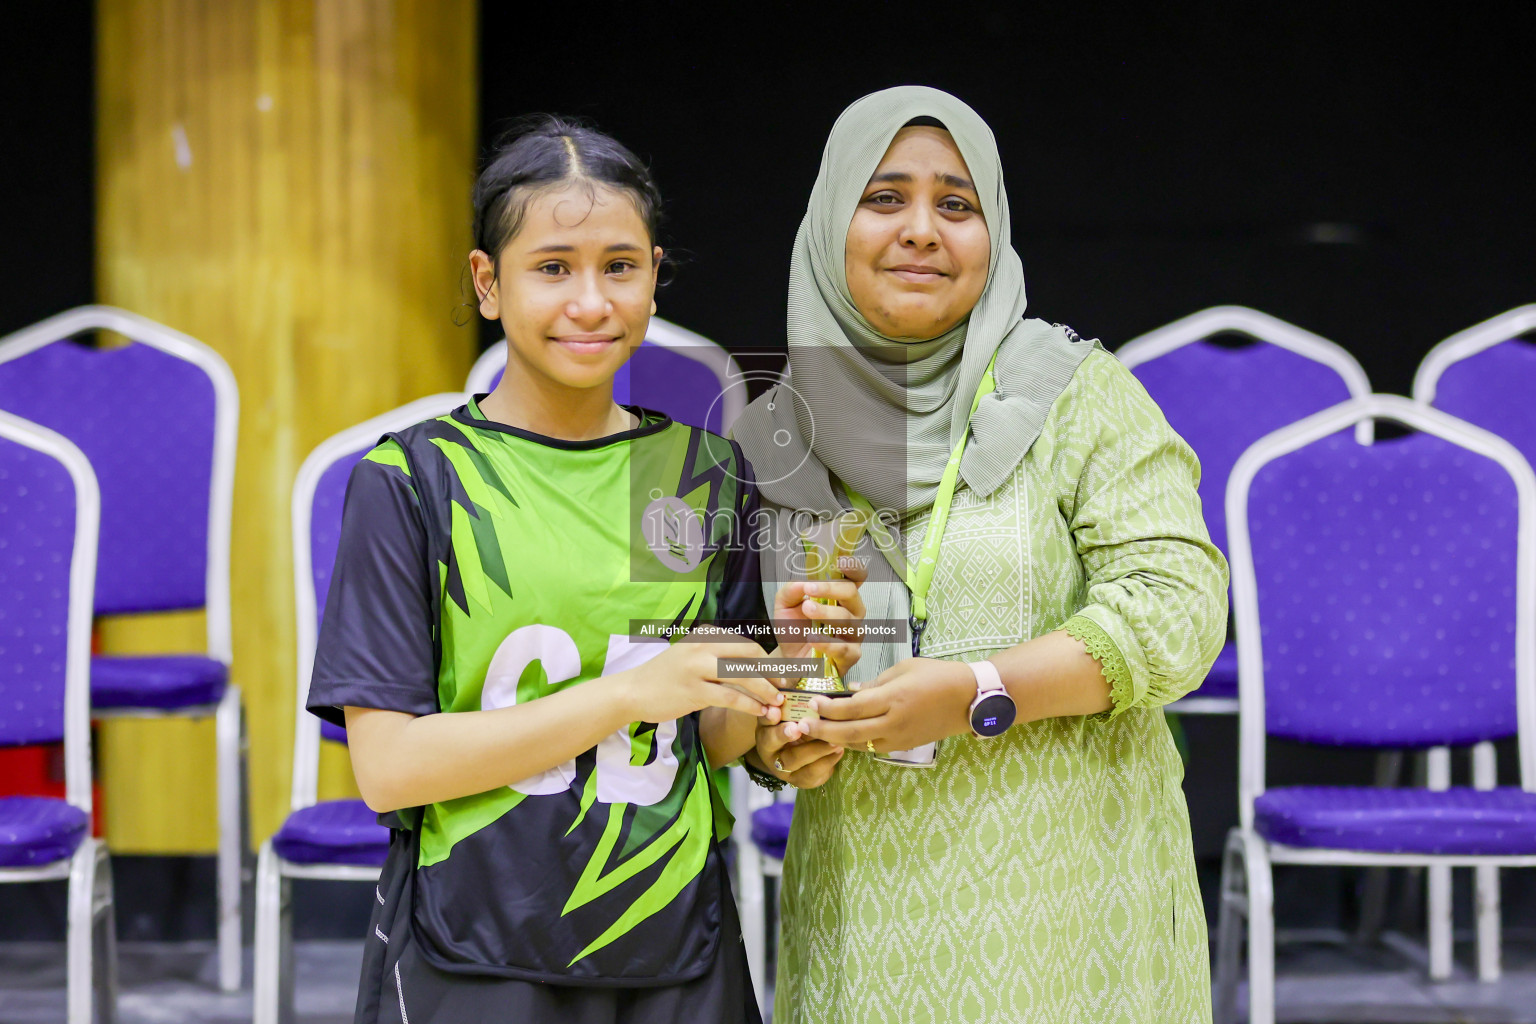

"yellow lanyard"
[843,353,997,656]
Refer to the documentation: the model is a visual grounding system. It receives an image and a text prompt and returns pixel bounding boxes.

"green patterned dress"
[769,350,1229,1024]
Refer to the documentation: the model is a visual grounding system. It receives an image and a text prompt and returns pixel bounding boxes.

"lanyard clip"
[909,615,925,659]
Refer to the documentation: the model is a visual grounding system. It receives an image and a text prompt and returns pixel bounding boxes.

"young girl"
[307,116,863,1024]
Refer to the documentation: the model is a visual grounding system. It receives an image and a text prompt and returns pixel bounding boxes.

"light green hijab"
[734,85,1095,519]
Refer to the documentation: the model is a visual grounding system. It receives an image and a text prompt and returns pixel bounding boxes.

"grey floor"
[3,935,1536,1023]
[0,941,359,1024]
[1244,933,1536,1023]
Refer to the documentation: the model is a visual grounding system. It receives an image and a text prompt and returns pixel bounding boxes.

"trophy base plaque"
[779,688,853,722]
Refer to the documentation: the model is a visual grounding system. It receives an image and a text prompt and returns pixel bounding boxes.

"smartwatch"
[967,659,1016,739]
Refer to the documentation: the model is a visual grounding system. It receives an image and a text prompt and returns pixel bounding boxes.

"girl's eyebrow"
[868,170,977,192]
[528,243,645,254]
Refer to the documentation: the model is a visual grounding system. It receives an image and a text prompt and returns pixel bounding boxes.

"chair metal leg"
[216,684,245,992]
[728,766,771,1016]
[1355,750,1404,944]
[1213,829,1246,1024]
[67,839,105,1024]
[1426,745,1453,980]
[1473,741,1501,981]
[1242,831,1276,1024]
[93,843,118,1024]
[739,848,766,1013]
[253,842,294,1024]
[731,796,768,1013]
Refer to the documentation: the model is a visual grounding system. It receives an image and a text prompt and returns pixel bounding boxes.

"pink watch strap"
[968,658,1004,697]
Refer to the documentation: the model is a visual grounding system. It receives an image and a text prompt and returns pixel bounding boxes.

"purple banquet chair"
[1116,306,1371,714]
[1213,395,1536,1024]
[0,410,117,1023]
[465,315,747,433]
[1412,304,1536,979]
[1415,305,1536,474]
[0,306,244,992]
[253,392,464,1024]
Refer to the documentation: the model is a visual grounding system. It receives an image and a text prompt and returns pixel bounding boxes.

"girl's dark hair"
[472,114,663,270]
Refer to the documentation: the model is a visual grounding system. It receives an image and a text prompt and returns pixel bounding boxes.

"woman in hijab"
[732,87,1228,1023]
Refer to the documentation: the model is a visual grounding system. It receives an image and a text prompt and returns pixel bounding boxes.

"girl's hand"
[617,630,784,725]
[752,720,844,789]
[772,556,869,679]
[798,657,975,753]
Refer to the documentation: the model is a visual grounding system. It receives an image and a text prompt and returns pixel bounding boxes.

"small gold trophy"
[779,511,868,722]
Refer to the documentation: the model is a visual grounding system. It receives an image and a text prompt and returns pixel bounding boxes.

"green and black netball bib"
[316,400,765,984]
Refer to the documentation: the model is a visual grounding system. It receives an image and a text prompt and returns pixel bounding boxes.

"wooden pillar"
[96,0,477,851]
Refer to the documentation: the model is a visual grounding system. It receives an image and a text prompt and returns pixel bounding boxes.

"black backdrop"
[5,7,1532,384]
[1,2,1533,941]
[476,6,1536,398]
[0,0,94,338]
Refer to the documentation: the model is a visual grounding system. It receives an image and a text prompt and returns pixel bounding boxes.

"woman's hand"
[772,556,869,679]
[798,657,975,753]
[751,720,844,789]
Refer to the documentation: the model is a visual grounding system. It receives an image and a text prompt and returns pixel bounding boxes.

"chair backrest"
[1228,395,1536,828]
[1117,306,1370,557]
[289,393,467,811]
[465,316,746,435]
[0,307,237,664]
[0,411,100,814]
[1414,305,1536,467]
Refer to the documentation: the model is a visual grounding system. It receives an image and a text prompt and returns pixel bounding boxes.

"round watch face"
[971,692,1016,738]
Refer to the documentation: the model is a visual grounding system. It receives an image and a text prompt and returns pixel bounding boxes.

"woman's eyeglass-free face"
[843,125,991,342]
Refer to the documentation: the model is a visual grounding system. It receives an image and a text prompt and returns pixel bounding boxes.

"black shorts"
[354,834,763,1024]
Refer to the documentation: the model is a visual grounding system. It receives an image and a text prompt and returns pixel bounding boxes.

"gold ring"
[866,740,877,754]
[774,758,785,773]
